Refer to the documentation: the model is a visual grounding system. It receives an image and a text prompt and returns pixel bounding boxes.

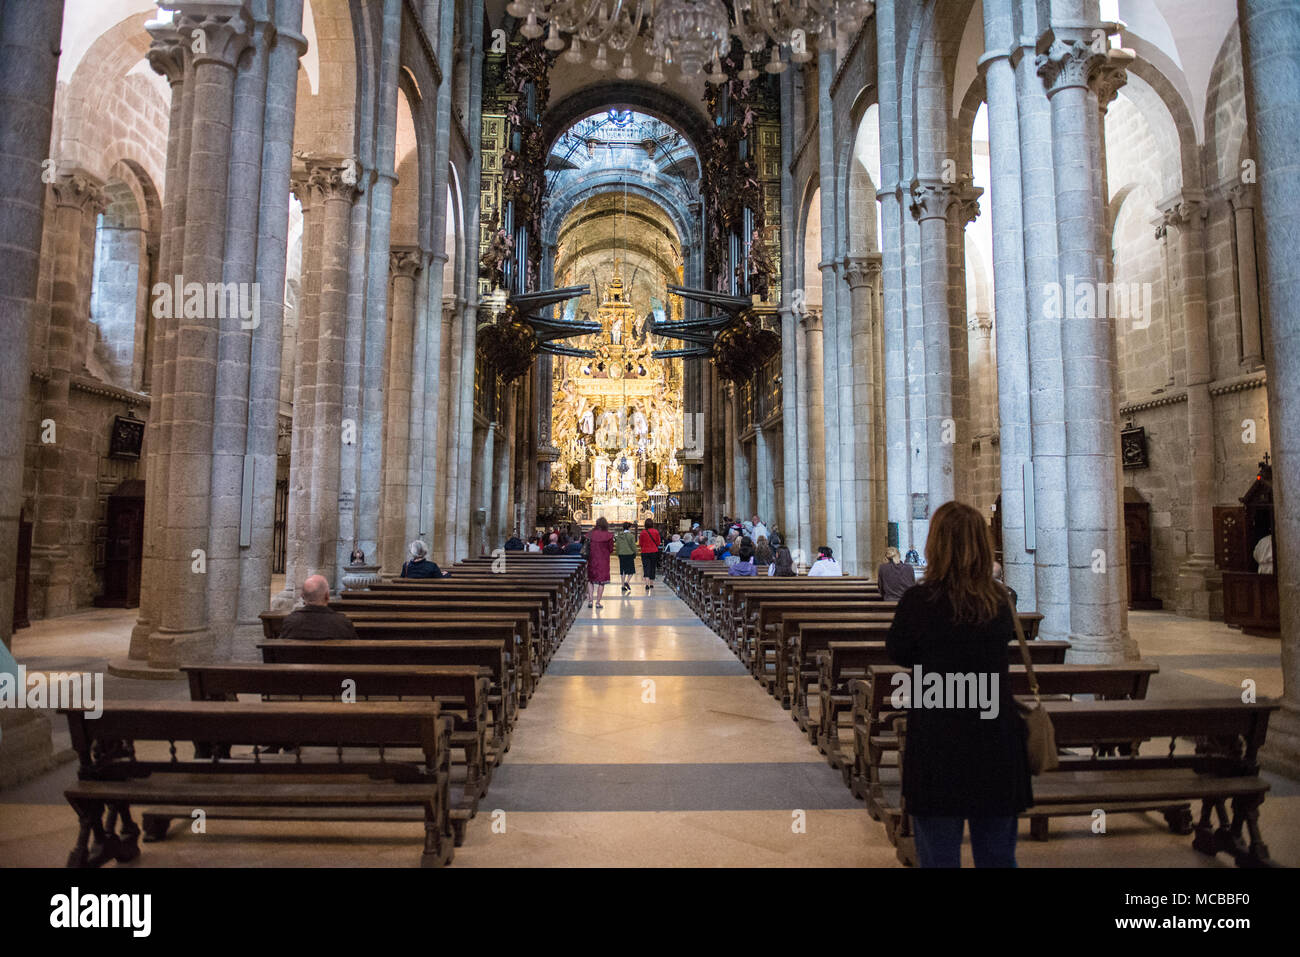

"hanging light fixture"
[512,0,874,83]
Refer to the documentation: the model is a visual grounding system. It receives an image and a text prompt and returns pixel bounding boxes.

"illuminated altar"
[551,270,684,520]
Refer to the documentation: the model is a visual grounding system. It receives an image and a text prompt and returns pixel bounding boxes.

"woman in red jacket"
[638,519,662,594]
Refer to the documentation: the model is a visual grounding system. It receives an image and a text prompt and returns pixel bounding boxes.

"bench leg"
[142,813,172,842]
[1029,815,1049,841]
[1161,805,1194,835]
[66,799,122,868]
[114,804,141,863]
[421,802,454,867]
[1191,798,1222,857]
[1229,794,1274,868]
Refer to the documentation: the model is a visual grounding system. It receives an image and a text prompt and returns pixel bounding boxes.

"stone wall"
[22,378,147,620]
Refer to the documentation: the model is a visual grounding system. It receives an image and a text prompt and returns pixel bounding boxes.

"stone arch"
[292,0,359,159]
[799,181,823,308]
[541,84,711,162]
[58,10,168,188]
[1203,22,1248,187]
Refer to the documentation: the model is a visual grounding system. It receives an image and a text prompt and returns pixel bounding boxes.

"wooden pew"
[794,613,1046,731]
[61,700,455,868]
[182,663,492,844]
[259,639,514,757]
[886,698,1279,867]
[261,610,539,699]
[849,660,1150,813]
[367,582,568,650]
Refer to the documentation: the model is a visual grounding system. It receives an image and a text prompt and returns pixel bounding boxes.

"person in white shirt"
[666,533,684,555]
[1254,534,1274,574]
[808,545,843,577]
[525,540,541,553]
[751,515,769,541]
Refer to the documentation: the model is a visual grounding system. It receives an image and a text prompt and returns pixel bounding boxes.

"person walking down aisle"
[639,519,662,593]
[615,522,639,595]
[587,517,615,609]
[884,501,1031,868]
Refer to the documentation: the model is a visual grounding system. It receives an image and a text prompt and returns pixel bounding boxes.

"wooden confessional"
[1215,457,1279,634]
[95,479,145,609]
[1123,487,1163,609]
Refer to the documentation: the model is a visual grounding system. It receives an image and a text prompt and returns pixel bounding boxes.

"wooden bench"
[183,663,493,844]
[259,639,515,757]
[850,660,1150,815]
[883,698,1278,867]
[61,700,455,868]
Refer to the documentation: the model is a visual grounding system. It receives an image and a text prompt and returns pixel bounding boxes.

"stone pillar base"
[1175,561,1223,620]
[0,709,73,791]
[1261,703,1300,781]
[147,627,216,669]
[1064,632,1141,664]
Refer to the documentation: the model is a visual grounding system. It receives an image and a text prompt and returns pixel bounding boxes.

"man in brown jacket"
[280,574,359,640]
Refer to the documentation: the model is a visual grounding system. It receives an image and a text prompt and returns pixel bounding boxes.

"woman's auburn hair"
[594,516,609,531]
[923,500,1004,624]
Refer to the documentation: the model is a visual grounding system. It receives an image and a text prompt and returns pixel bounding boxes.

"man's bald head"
[302,575,330,605]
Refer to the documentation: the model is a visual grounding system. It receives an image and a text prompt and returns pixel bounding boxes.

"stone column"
[1160,194,1221,618]
[754,422,772,531]
[494,382,518,545]
[476,421,497,555]
[131,27,187,659]
[452,302,477,563]
[206,3,274,648]
[273,167,323,610]
[236,1,306,645]
[844,254,882,566]
[1227,183,1264,369]
[29,174,105,621]
[279,160,359,602]
[909,180,962,514]
[1037,29,1134,662]
[1238,0,1300,777]
[779,306,805,561]
[383,248,422,575]
[802,305,827,550]
[0,0,66,787]
[434,294,459,562]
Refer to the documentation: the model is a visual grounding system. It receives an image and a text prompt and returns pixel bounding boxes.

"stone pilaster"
[131,26,187,659]
[909,179,970,514]
[843,254,884,563]
[1238,0,1300,778]
[1037,29,1134,662]
[801,305,827,551]
[382,248,422,575]
[1159,193,1222,619]
[29,173,106,622]
[1227,183,1264,370]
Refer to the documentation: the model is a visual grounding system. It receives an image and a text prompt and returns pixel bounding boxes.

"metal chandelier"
[505,0,875,83]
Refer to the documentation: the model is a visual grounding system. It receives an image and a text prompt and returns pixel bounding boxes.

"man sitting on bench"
[281,574,360,640]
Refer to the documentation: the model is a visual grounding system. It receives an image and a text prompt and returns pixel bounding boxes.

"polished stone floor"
[1,586,1297,867]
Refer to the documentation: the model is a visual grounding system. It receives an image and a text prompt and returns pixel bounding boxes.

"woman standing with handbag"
[884,501,1033,867]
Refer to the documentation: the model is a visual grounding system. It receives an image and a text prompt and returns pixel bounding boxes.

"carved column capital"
[842,254,882,290]
[968,312,993,337]
[389,247,423,279]
[305,158,362,204]
[145,26,189,85]
[1227,181,1256,212]
[174,11,253,70]
[51,172,107,214]
[1093,58,1129,114]
[1157,191,1209,234]
[909,179,981,223]
[1035,35,1110,97]
[799,305,823,331]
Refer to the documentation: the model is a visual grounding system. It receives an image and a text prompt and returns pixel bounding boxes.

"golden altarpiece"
[550,272,684,524]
